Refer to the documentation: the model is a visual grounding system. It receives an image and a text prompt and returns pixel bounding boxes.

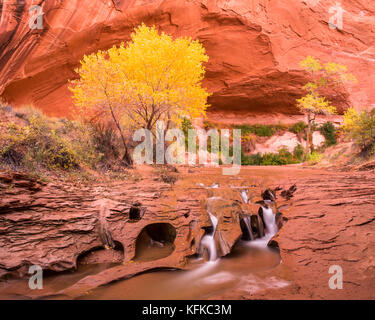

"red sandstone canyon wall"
[0,0,374,118]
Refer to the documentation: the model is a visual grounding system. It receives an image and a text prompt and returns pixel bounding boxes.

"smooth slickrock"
[241,169,375,300]
[206,196,243,257]
[1,0,374,119]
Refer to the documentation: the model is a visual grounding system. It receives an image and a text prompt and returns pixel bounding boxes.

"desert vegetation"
[297,56,356,156]
[343,107,375,157]
[241,145,304,166]
[202,119,337,166]
[0,104,132,182]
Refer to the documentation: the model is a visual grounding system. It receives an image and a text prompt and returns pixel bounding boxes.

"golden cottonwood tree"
[69,24,211,166]
[297,56,357,155]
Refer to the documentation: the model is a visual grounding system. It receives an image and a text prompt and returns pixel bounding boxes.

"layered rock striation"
[1,0,374,118]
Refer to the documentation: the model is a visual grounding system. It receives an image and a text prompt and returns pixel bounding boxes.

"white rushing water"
[240,189,254,240]
[243,216,254,241]
[262,206,278,237]
[200,211,219,262]
[247,206,278,249]
[240,189,249,204]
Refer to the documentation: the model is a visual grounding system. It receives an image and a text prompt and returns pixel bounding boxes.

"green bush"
[343,108,375,153]
[241,147,301,166]
[262,147,299,165]
[320,122,337,146]
[293,144,305,162]
[289,121,307,134]
[235,124,276,137]
[0,108,102,171]
[241,152,262,165]
[307,151,323,165]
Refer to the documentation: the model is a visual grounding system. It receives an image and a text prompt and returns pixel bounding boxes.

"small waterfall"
[246,206,278,248]
[257,214,265,238]
[200,211,218,262]
[240,190,249,204]
[262,206,278,237]
[240,190,253,241]
[243,216,254,241]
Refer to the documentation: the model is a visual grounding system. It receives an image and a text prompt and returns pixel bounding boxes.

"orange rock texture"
[0,0,374,117]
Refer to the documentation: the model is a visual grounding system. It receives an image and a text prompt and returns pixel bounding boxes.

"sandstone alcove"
[134,223,176,262]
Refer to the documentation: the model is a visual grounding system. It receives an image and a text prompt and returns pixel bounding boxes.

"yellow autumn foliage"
[296,56,357,155]
[69,24,211,132]
[297,56,357,117]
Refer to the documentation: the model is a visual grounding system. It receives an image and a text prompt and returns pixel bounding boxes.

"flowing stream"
[0,184,286,300]
[243,216,254,241]
[80,242,283,300]
[200,211,219,262]
[262,206,278,237]
[79,200,284,300]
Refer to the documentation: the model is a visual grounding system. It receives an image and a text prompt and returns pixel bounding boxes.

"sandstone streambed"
[1,166,374,299]
[0,166,292,299]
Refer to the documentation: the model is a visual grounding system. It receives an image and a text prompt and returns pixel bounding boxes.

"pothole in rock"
[134,223,176,262]
[129,202,146,221]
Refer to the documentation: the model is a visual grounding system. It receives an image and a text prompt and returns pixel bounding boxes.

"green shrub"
[307,151,323,165]
[320,122,337,146]
[261,147,298,165]
[293,144,305,162]
[289,121,307,134]
[91,123,120,163]
[241,147,301,166]
[343,108,375,153]
[241,152,262,165]
[0,108,102,171]
[235,124,276,137]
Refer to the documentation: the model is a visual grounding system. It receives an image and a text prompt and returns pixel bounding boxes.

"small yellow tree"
[69,24,211,166]
[343,107,375,152]
[297,56,357,155]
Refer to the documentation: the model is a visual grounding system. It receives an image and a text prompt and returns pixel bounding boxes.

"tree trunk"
[109,107,133,167]
[306,111,311,157]
[122,143,133,167]
[117,128,133,167]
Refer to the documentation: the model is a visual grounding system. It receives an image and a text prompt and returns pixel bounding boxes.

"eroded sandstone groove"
[0,171,204,279]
